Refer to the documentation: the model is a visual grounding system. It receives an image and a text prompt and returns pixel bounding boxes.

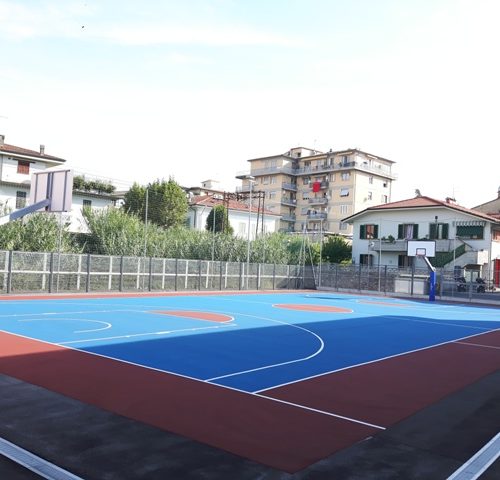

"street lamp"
[236,174,255,289]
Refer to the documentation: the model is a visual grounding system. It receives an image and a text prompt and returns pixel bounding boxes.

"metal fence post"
[198,259,202,290]
[48,252,54,294]
[174,258,178,291]
[148,257,153,292]
[6,250,13,294]
[219,261,223,291]
[272,263,276,290]
[335,264,338,290]
[86,253,91,293]
[239,262,243,290]
[410,263,415,296]
[358,264,362,291]
[384,265,388,294]
[257,263,261,290]
[119,256,124,292]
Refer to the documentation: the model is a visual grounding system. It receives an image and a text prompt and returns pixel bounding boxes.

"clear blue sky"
[1,0,499,206]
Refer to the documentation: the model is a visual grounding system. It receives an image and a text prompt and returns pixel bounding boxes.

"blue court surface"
[1,292,499,392]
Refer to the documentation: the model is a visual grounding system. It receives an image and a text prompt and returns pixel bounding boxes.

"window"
[359,254,373,266]
[341,172,350,181]
[456,225,484,239]
[270,176,277,184]
[429,223,449,239]
[268,191,276,199]
[381,195,388,203]
[398,223,419,240]
[330,173,335,182]
[302,192,309,200]
[83,199,92,208]
[340,204,349,215]
[339,221,348,230]
[367,191,373,200]
[368,176,373,184]
[340,188,349,197]
[383,181,388,188]
[16,191,27,209]
[263,176,269,185]
[360,224,379,239]
[398,255,414,267]
[17,160,30,175]
[303,176,310,185]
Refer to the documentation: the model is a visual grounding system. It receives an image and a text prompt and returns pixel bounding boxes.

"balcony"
[282,182,298,191]
[308,197,328,205]
[309,180,329,190]
[296,160,396,180]
[281,214,296,222]
[307,212,327,220]
[281,197,297,206]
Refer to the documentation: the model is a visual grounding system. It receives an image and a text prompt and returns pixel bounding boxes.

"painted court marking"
[0,435,83,480]
[151,310,234,323]
[446,432,500,480]
[18,318,112,333]
[454,341,500,351]
[273,303,353,313]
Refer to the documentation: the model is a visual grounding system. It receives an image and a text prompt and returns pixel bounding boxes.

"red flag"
[312,181,321,192]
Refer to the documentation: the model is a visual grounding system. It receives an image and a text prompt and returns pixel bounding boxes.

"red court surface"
[1,327,499,472]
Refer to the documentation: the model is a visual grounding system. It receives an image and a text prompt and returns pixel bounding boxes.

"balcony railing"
[307,212,327,220]
[281,197,297,206]
[281,214,296,222]
[282,183,298,191]
[296,161,396,180]
[308,197,328,205]
[249,165,298,176]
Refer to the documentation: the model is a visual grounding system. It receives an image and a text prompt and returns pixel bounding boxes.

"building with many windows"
[342,195,500,284]
[237,147,396,236]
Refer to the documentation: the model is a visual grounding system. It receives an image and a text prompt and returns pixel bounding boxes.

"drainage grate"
[0,436,84,480]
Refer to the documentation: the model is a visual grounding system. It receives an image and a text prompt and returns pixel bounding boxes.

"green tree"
[206,205,233,234]
[122,179,188,228]
[322,236,352,264]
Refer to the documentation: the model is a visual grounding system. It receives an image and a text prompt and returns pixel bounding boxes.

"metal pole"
[378,218,382,292]
[246,179,253,289]
[143,188,148,290]
[212,203,216,261]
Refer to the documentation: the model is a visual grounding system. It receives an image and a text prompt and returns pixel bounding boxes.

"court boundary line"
[446,432,500,480]
[254,328,500,393]
[454,341,500,351]
[0,329,383,431]
[0,435,83,480]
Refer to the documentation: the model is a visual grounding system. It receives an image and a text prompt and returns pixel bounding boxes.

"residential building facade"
[237,147,396,236]
[343,195,500,283]
[0,135,118,232]
[188,195,280,239]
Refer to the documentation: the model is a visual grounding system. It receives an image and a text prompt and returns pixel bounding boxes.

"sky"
[1,0,499,207]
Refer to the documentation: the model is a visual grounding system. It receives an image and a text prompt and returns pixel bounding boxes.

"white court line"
[454,341,500,351]
[0,435,83,480]
[254,327,500,394]
[205,312,325,381]
[58,323,237,345]
[446,432,500,480]
[18,318,112,333]
[1,329,384,431]
[405,318,492,331]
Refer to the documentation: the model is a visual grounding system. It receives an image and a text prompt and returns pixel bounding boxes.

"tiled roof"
[0,143,66,162]
[190,195,279,216]
[344,195,500,223]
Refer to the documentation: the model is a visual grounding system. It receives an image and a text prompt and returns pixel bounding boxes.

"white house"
[188,194,280,239]
[343,195,500,283]
[0,135,119,232]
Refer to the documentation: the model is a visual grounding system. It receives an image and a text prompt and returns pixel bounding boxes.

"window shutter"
[413,224,419,239]
[374,225,379,239]
[429,223,436,239]
[360,225,366,239]
[398,224,403,239]
[443,223,449,239]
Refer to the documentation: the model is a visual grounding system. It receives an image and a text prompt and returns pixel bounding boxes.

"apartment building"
[237,147,396,236]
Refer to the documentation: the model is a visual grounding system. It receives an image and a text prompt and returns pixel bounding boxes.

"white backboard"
[30,169,73,212]
[407,240,436,257]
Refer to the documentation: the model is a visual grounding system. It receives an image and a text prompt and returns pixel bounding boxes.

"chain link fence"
[0,250,304,294]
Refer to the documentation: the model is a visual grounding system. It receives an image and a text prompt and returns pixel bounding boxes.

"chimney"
[40,144,45,155]
[0,134,4,146]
